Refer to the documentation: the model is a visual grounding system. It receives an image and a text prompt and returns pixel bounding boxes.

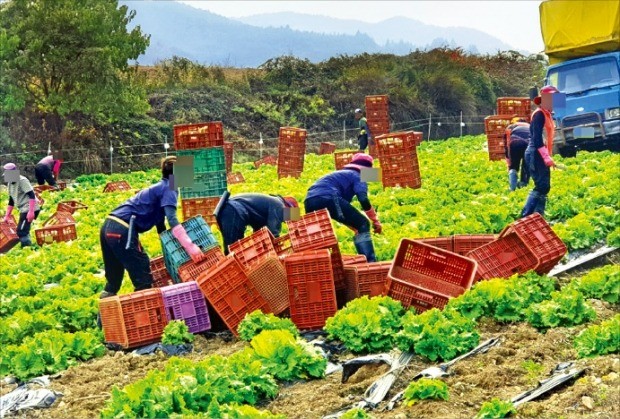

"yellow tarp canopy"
[540,0,620,64]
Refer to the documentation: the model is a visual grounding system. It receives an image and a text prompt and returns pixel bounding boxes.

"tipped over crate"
[286,209,338,251]
[178,246,226,283]
[229,227,277,273]
[196,257,271,336]
[33,185,57,193]
[344,261,391,303]
[248,257,289,315]
[103,181,132,193]
[285,249,337,330]
[342,254,368,265]
[57,200,88,214]
[0,215,19,254]
[42,211,75,227]
[272,233,293,257]
[150,256,174,288]
[254,155,277,169]
[385,239,477,312]
[35,224,77,246]
[160,281,211,334]
[319,142,337,155]
[227,172,245,185]
[99,289,168,349]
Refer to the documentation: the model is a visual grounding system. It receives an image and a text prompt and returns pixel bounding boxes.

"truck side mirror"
[529,87,539,100]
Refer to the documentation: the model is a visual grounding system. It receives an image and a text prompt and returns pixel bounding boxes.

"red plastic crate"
[452,235,497,256]
[412,131,424,146]
[224,141,234,172]
[57,181,67,190]
[367,110,389,119]
[344,261,391,303]
[42,211,75,227]
[173,122,225,150]
[319,142,337,155]
[279,127,308,140]
[384,277,450,313]
[285,250,337,330]
[35,192,44,208]
[387,239,477,308]
[365,95,389,108]
[103,181,132,193]
[57,200,88,214]
[229,227,277,272]
[375,132,418,155]
[272,233,293,257]
[149,255,174,288]
[160,281,211,334]
[380,154,420,179]
[34,223,77,246]
[277,169,303,179]
[496,97,531,120]
[33,185,57,193]
[0,215,19,254]
[369,121,390,133]
[99,289,168,349]
[484,115,515,136]
[227,171,245,185]
[286,209,338,251]
[334,151,357,170]
[196,257,271,336]
[342,254,368,265]
[325,244,346,291]
[180,197,220,226]
[248,256,289,315]
[467,232,540,282]
[381,169,422,189]
[178,246,226,283]
[414,237,453,252]
[254,155,277,169]
[499,213,567,275]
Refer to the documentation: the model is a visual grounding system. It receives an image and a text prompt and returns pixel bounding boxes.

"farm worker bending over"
[216,193,299,255]
[99,156,203,299]
[521,85,558,218]
[505,117,531,191]
[304,153,382,262]
[35,154,62,188]
[354,108,372,152]
[2,162,41,247]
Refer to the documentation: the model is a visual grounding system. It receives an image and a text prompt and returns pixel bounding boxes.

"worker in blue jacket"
[304,153,382,262]
[504,118,531,191]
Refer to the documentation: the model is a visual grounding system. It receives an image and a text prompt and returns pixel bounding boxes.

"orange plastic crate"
[103,181,132,193]
[375,132,418,155]
[34,223,77,246]
[499,213,566,275]
[229,227,277,273]
[57,200,88,214]
[180,197,220,225]
[365,95,389,108]
[224,141,234,172]
[99,289,168,349]
[254,155,277,169]
[319,142,336,155]
[413,237,453,252]
[344,261,391,303]
[173,122,225,150]
[496,97,531,119]
[0,215,19,254]
[384,278,451,313]
[286,209,338,252]
[149,256,174,288]
[178,246,226,283]
[227,171,245,185]
[272,233,293,257]
[342,254,368,265]
[33,185,57,193]
[42,211,75,227]
[484,115,515,136]
[334,151,357,170]
[279,126,308,140]
[285,249,337,330]
[367,109,389,119]
[248,256,289,315]
[381,169,422,189]
[196,257,271,336]
[452,235,497,256]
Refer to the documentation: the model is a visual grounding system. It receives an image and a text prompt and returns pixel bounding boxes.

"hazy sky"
[180,1,545,53]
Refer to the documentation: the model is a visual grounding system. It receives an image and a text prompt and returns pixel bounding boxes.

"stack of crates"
[278,127,307,179]
[365,95,390,156]
[484,115,514,161]
[497,97,532,122]
[224,142,234,173]
[173,121,227,227]
[334,150,357,170]
[375,131,422,189]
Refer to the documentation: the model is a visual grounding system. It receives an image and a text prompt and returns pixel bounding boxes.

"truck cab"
[545,51,620,157]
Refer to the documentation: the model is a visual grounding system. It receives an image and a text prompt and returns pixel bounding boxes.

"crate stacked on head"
[277,127,307,179]
[365,95,390,157]
[375,131,422,189]
[173,122,227,228]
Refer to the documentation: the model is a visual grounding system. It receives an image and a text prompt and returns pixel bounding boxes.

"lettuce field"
[1,135,618,418]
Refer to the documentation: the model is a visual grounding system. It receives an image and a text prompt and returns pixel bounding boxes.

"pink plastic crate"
[160,281,211,334]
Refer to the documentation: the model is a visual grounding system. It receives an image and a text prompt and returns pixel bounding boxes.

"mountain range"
[121,1,521,68]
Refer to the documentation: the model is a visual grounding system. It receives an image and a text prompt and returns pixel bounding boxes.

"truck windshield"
[548,57,620,94]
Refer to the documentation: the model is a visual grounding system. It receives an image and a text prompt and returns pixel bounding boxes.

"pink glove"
[3,205,13,223]
[365,208,382,234]
[52,160,62,178]
[26,199,36,223]
[537,147,555,168]
[172,224,203,263]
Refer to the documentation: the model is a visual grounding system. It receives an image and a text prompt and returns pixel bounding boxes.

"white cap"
[354,108,362,113]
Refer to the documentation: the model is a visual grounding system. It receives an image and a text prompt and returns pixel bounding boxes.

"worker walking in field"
[99,156,203,299]
[521,85,559,218]
[354,108,372,152]
[34,154,62,188]
[304,153,382,262]
[215,193,299,255]
[2,163,41,248]
[505,117,531,191]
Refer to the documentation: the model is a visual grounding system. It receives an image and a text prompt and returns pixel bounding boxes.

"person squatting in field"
[521,85,559,218]
[504,117,531,191]
[304,152,382,262]
[2,162,41,247]
[215,193,299,255]
[34,154,62,188]
[99,156,204,299]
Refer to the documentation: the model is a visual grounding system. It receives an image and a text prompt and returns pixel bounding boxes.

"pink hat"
[343,153,374,171]
[3,163,17,171]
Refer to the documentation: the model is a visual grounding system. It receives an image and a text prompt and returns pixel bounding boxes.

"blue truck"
[539,0,620,157]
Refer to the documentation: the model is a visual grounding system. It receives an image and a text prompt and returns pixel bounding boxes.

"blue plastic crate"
[176,147,226,174]
[180,171,228,199]
[160,215,220,283]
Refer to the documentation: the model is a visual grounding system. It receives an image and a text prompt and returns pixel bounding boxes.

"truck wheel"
[559,145,577,158]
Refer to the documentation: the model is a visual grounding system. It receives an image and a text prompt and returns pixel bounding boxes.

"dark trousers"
[16,210,40,246]
[304,196,370,233]
[216,204,247,255]
[34,163,56,186]
[100,218,152,294]
[521,146,551,217]
[358,134,369,151]
[509,141,530,185]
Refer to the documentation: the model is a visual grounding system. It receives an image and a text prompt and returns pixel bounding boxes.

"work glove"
[537,147,555,168]
[365,208,382,234]
[26,199,36,223]
[3,205,13,223]
[172,224,203,263]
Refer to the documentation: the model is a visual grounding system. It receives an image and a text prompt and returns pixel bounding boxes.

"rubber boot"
[533,194,547,217]
[19,236,32,248]
[353,232,376,263]
[521,190,541,218]
[508,169,518,191]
